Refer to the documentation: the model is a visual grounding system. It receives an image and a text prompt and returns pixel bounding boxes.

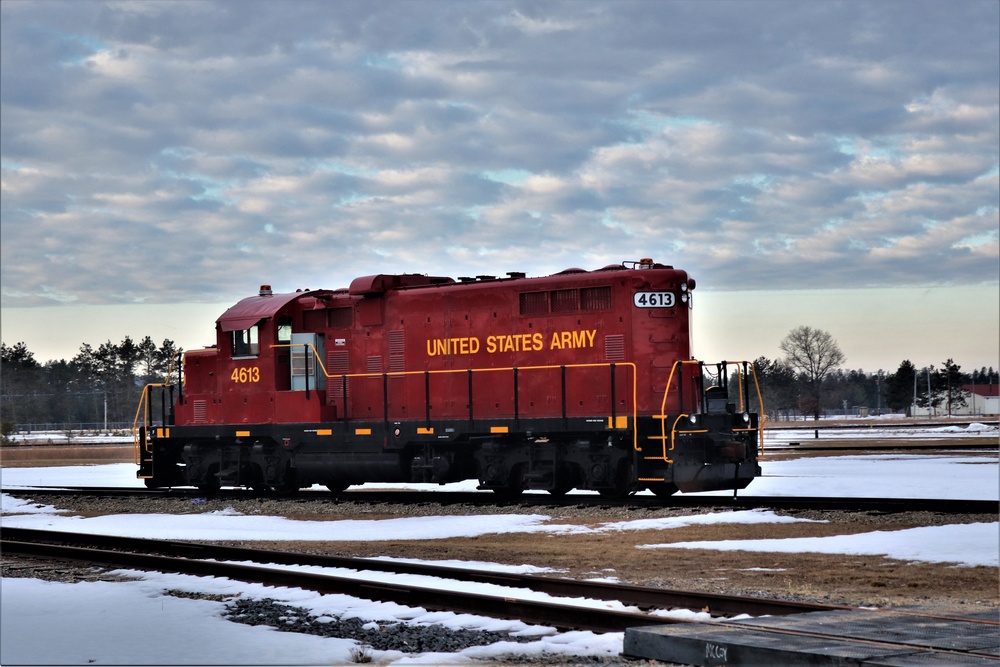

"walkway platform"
[623,608,999,666]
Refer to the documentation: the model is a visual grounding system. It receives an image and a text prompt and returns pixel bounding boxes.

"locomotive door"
[632,300,691,414]
[290,333,326,390]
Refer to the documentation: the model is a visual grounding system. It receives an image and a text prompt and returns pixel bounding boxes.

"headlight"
[689,414,698,425]
[680,282,688,292]
[742,412,750,424]
[680,293,689,303]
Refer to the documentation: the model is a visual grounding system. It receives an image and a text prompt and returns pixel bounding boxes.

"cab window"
[232,325,259,357]
[277,317,292,344]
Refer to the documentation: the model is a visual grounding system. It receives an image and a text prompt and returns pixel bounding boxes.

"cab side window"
[232,325,259,357]
[277,317,292,344]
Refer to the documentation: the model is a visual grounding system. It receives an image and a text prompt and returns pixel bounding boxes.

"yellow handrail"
[655,359,767,461]
[132,383,165,465]
[273,343,640,450]
[135,346,769,465]
[131,351,184,465]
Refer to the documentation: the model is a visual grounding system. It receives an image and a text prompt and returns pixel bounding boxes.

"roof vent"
[259,284,273,296]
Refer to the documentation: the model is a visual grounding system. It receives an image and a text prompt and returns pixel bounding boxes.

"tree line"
[1,327,996,432]
[753,325,997,420]
[1,337,181,432]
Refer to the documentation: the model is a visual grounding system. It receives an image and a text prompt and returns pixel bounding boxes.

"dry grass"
[1,444,133,467]
[239,512,999,611]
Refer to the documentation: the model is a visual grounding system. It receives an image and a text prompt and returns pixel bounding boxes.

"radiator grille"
[581,286,611,311]
[551,288,579,313]
[519,291,548,315]
[327,350,349,398]
[329,307,353,328]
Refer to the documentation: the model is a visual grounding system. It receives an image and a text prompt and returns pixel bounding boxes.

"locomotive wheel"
[273,464,299,495]
[326,483,349,494]
[548,464,574,496]
[648,482,679,498]
[596,459,632,499]
[198,465,221,494]
[486,463,525,499]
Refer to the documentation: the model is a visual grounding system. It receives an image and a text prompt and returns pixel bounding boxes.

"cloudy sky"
[2,0,997,372]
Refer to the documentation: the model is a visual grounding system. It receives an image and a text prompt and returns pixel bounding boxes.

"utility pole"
[926,367,932,417]
[972,371,977,416]
[875,372,881,416]
[946,371,951,417]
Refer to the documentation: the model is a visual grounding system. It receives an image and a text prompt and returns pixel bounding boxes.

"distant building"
[962,384,1000,416]
[910,384,1000,417]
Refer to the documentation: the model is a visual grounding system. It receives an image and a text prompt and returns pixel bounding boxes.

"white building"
[961,384,1000,416]
[912,384,1000,417]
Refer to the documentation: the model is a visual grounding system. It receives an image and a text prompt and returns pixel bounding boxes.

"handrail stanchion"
[424,371,431,427]
[610,363,617,425]
[561,365,567,427]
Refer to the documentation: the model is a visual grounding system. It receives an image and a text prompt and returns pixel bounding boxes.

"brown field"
[0,444,134,467]
[280,520,998,610]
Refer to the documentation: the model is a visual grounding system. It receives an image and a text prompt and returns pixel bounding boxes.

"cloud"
[1,0,997,308]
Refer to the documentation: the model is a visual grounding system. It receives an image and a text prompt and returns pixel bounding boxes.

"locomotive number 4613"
[633,291,675,308]
[231,367,261,383]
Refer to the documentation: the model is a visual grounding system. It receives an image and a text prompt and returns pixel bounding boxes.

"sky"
[2,445,998,665]
[1,0,998,373]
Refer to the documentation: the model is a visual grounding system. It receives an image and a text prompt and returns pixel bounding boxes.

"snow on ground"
[2,572,626,666]
[2,447,998,665]
[762,421,998,445]
[0,495,821,541]
[3,449,997,500]
[698,452,999,500]
[647,522,999,567]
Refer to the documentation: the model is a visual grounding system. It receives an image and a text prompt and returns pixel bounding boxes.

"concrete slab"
[623,610,1000,666]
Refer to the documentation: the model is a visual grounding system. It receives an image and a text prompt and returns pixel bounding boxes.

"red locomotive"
[135,259,763,497]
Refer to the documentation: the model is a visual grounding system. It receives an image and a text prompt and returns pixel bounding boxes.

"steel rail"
[4,487,996,514]
[0,534,727,633]
[1,527,842,620]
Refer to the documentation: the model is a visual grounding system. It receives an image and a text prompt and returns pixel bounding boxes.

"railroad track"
[2,526,849,632]
[4,486,995,514]
[5,526,997,656]
[8,526,999,667]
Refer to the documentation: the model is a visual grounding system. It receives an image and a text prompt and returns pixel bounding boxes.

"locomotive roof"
[216,290,320,331]
[217,261,683,331]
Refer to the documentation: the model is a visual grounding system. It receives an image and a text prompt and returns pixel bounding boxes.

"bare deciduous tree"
[779,325,846,420]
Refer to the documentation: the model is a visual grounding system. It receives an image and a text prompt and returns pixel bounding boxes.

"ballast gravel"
[8,492,991,527]
[222,596,540,653]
